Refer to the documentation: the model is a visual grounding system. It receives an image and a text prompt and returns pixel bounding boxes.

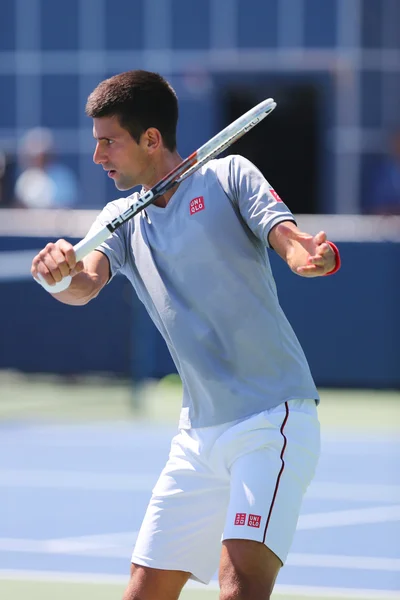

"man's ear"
[143,127,162,153]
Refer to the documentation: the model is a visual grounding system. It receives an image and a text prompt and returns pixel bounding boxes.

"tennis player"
[31,70,341,600]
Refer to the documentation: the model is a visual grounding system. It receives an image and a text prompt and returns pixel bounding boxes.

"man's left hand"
[273,223,337,277]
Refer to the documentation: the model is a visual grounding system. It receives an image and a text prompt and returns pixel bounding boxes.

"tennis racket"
[37,97,277,293]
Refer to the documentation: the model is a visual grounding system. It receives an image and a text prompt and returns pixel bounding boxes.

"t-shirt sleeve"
[215,155,296,248]
[85,198,130,279]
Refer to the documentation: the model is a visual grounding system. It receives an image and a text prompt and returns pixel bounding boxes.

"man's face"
[92,116,149,190]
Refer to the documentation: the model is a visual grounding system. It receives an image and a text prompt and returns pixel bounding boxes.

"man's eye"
[107,139,114,145]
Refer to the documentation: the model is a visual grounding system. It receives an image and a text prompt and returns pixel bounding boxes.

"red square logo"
[248,514,261,528]
[269,188,283,203]
[234,513,247,526]
[189,196,205,215]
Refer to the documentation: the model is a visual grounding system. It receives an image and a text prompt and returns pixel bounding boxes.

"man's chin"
[114,179,135,192]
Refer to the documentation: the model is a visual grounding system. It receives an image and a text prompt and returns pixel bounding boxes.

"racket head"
[178,98,276,182]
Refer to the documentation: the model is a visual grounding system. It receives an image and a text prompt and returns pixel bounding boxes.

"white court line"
[44,530,139,552]
[297,505,400,529]
[0,469,156,491]
[1,469,400,503]
[321,438,400,453]
[0,535,399,572]
[0,570,399,599]
[307,482,400,503]
[1,427,396,448]
[287,553,400,572]
[0,532,139,559]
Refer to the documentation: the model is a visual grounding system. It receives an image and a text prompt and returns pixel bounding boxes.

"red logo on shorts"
[269,188,283,203]
[248,514,261,528]
[234,513,246,526]
[189,196,205,215]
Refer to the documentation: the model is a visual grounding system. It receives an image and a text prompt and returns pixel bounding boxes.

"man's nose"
[93,143,105,165]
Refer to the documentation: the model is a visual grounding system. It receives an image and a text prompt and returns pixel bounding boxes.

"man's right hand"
[31,239,84,288]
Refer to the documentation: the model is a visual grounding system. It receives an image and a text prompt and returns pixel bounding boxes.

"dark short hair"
[86,70,178,151]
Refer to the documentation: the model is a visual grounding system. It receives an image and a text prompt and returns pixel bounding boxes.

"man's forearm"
[269,221,339,277]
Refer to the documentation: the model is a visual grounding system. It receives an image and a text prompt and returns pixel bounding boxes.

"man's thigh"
[219,539,281,599]
[222,399,320,564]
[132,430,230,585]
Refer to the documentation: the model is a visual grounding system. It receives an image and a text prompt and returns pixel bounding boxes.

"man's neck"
[144,151,183,208]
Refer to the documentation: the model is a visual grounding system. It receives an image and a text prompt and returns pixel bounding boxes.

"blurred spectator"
[367,130,400,215]
[14,127,79,209]
[0,151,17,208]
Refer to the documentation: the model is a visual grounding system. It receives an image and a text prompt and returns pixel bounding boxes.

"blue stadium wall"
[1,236,399,389]
[1,1,399,387]
[1,0,400,214]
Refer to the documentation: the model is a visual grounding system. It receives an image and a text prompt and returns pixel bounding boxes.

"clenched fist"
[31,239,84,292]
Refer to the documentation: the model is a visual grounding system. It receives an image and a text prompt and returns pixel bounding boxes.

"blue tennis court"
[1,416,399,598]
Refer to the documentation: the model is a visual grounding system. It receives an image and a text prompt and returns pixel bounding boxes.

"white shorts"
[132,398,320,584]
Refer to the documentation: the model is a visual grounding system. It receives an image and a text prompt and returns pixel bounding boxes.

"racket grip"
[73,227,110,262]
[35,226,110,294]
[36,273,73,293]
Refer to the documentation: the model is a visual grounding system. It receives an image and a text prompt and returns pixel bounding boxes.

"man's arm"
[268,220,340,277]
[31,239,110,305]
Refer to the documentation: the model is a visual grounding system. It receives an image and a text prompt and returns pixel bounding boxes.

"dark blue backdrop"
[1,238,399,388]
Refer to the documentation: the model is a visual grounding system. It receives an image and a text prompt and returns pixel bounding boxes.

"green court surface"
[1,370,400,433]
[1,372,399,600]
[1,579,394,600]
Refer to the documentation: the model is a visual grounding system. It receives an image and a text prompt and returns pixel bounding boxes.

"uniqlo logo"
[269,188,283,203]
[234,513,247,526]
[248,514,261,528]
[189,196,205,215]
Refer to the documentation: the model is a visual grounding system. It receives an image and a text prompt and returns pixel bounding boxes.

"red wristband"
[324,241,341,275]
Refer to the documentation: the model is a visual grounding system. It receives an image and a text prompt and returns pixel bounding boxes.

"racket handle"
[36,273,73,293]
[35,226,111,294]
[73,226,110,262]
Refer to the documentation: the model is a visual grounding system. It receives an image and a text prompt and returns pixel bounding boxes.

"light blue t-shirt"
[88,155,319,428]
